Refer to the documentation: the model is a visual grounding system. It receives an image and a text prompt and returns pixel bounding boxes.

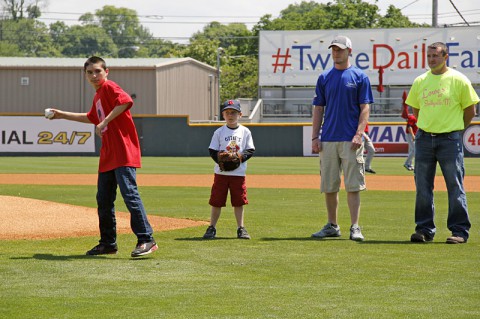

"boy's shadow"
[10,254,120,261]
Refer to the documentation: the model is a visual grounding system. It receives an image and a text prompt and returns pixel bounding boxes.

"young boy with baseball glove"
[203,100,255,239]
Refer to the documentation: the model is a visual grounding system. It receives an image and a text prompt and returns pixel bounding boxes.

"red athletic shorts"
[209,174,248,207]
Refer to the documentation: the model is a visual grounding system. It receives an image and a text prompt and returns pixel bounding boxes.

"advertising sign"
[463,124,480,156]
[260,27,480,86]
[303,123,480,157]
[0,116,95,153]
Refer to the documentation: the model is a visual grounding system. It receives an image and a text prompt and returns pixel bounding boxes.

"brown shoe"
[446,236,466,244]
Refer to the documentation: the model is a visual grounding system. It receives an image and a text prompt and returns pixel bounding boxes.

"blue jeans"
[97,166,154,246]
[414,129,470,240]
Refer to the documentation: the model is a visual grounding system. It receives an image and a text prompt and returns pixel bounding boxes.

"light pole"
[216,47,224,118]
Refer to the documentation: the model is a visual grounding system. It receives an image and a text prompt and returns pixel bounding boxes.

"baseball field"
[1,156,479,318]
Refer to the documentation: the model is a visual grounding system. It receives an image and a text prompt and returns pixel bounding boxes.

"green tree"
[0,40,21,56]
[221,55,258,102]
[59,24,116,57]
[191,22,255,56]
[378,5,429,28]
[1,0,45,21]
[174,38,220,66]
[252,0,424,33]
[322,0,380,29]
[142,38,180,58]
[26,3,41,19]
[49,21,69,49]
[179,22,258,101]
[0,18,58,56]
[78,5,151,57]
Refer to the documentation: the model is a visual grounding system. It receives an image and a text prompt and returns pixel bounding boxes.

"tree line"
[0,0,427,102]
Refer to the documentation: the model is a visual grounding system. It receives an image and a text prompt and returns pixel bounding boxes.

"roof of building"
[0,57,216,71]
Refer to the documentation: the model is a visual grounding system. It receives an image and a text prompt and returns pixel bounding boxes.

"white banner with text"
[0,116,95,153]
[260,27,480,86]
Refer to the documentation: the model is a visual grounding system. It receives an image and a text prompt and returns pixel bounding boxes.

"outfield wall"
[0,115,479,157]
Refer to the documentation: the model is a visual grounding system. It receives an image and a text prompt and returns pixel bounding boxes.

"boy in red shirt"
[47,56,157,257]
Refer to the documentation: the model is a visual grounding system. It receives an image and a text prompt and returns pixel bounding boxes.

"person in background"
[311,35,374,242]
[406,42,479,244]
[403,114,417,171]
[363,124,376,174]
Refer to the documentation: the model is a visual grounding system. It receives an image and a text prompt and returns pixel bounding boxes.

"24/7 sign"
[0,116,94,153]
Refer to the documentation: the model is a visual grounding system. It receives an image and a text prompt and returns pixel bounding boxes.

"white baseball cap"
[328,36,352,49]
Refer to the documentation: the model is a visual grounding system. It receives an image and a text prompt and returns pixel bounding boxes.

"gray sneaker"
[350,225,365,241]
[312,223,341,238]
[237,227,251,239]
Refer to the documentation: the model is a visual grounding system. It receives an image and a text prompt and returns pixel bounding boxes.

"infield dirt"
[1,174,478,240]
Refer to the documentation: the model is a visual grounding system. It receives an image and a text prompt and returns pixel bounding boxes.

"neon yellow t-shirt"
[405,68,479,133]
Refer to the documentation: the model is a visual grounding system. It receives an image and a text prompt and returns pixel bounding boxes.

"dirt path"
[1,174,478,240]
[1,173,479,192]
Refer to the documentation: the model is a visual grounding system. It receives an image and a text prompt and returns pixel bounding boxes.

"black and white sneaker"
[86,244,118,256]
[131,241,158,257]
[203,226,216,239]
[237,227,251,239]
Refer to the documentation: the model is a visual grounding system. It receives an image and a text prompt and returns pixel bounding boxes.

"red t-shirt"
[406,115,418,135]
[86,80,141,173]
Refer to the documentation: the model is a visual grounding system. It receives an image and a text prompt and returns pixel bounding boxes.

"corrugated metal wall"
[0,68,84,113]
[107,68,157,115]
[156,62,217,120]
[0,59,218,120]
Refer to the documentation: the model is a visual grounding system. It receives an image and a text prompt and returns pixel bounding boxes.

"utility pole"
[432,0,438,27]
[216,47,224,119]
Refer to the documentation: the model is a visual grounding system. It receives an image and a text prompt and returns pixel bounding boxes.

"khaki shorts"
[319,142,366,193]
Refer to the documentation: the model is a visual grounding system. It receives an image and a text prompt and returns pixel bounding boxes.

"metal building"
[0,57,219,121]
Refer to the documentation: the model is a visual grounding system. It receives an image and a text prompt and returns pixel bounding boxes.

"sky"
[37,0,480,43]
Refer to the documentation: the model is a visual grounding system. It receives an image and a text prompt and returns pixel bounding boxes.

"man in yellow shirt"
[406,42,479,244]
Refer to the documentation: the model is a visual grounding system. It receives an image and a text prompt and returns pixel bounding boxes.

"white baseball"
[44,108,54,119]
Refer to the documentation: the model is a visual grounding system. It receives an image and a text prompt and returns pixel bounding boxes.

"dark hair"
[428,42,448,56]
[84,56,107,72]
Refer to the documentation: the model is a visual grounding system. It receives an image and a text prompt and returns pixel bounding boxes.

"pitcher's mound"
[0,195,208,240]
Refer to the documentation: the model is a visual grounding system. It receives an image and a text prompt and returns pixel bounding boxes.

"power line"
[36,17,260,25]
[404,9,480,19]
[447,0,470,26]
[42,11,265,19]
[400,0,420,10]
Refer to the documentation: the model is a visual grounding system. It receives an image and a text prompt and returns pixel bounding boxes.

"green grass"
[1,156,480,175]
[1,157,479,318]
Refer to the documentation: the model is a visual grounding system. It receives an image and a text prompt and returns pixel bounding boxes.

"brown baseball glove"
[218,151,242,171]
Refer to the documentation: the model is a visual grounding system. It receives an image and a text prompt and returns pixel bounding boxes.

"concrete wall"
[133,117,304,156]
